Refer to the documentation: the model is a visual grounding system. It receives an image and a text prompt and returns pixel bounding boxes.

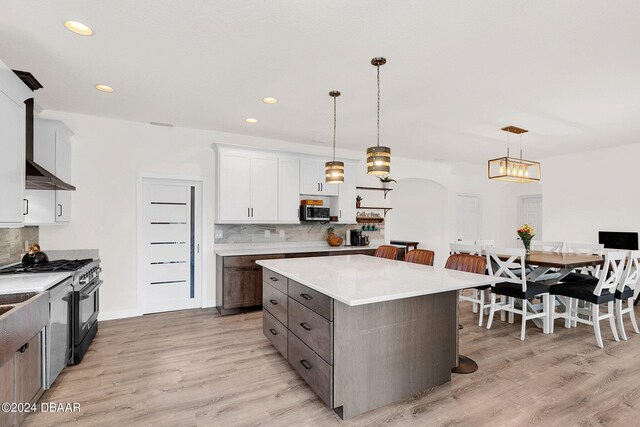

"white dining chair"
[615,250,640,340]
[531,241,564,253]
[549,250,626,348]
[485,247,550,340]
[450,243,490,325]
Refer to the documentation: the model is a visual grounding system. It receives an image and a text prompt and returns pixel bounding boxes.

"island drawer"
[288,332,333,407]
[288,298,333,364]
[262,269,287,294]
[263,282,288,326]
[288,280,334,321]
[263,311,287,359]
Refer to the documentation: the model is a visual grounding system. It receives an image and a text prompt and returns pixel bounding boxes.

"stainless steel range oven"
[72,264,102,364]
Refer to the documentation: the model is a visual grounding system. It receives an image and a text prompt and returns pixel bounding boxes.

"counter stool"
[374,245,399,260]
[405,249,434,266]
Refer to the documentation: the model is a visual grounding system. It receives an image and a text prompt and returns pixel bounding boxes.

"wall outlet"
[214,228,223,239]
[264,230,271,238]
[279,230,285,238]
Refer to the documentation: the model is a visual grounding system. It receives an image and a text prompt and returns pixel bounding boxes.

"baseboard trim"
[99,309,142,321]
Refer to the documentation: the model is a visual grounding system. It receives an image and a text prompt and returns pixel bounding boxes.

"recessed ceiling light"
[95,84,114,93]
[245,118,258,124]
[64,20,93,36]
[262,97,278,104]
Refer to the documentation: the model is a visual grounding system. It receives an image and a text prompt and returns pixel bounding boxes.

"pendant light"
[366,57,391,175]
[325,91,345,184]
[488,126,541,182]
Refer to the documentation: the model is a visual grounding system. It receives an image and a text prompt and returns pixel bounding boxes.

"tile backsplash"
[0,227,39,267]
[214,223,384,244]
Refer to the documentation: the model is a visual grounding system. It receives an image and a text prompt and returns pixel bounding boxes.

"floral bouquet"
[517,224,535,254]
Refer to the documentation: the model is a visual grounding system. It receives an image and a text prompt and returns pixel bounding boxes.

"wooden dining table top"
[499,251,604,269]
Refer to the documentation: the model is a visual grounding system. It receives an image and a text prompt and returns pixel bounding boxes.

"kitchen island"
[256,255,500,419]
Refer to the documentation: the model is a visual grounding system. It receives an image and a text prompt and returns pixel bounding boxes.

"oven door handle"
[80,280,103,299]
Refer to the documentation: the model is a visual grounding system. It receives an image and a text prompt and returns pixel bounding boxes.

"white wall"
[543,143,640,243]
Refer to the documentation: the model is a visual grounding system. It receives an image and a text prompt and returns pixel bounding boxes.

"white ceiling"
[1,1,640,163]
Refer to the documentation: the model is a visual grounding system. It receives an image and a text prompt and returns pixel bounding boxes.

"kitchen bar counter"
[0,273,71,295]
[257,254,499,306]
[214,243,381,257]
[257,255,500,419]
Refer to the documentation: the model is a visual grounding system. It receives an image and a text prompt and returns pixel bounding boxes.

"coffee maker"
[348,229,368,247]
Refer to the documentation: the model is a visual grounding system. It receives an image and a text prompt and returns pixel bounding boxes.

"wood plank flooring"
[23,304,640,427]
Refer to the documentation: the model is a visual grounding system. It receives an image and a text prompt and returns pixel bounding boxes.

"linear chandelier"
[488,126,541,183]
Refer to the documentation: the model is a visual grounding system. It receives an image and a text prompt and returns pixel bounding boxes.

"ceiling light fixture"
[94,84,114,93]
[64,20,93,36]
[262,97,278,104]
[245,118,258,124]
[488,126,541,182]
[325,91,344,184]
[366,57,391,175]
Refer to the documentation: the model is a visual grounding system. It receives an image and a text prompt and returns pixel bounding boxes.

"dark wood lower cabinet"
[216,249,375,315]
[0,357,16,427]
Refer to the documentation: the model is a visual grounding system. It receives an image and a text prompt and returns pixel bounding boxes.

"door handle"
[58,204,63,217]
[300,322,312,331]
[251,207,254,217]
[23,199,29,215]
[248,207,250,217]
[339,209,342,218]
[299,360,312,370]
[320,183,323,192]
[317,183,320,192]
[300,293,313,300]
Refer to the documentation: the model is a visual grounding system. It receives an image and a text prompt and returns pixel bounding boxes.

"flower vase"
[523,240,532,255]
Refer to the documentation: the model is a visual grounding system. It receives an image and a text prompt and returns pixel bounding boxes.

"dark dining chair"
[445,253,487,374]
[374,245,399,260]
[405,249,435,266]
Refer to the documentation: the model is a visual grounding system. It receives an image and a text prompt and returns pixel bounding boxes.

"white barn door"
[141,178,202,314]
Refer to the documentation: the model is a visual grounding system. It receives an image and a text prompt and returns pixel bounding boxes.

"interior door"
[519,195,543,242]
[142,178,202,314]
[456,194,481,242]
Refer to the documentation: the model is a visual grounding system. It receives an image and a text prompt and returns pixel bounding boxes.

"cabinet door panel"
[55,136,71,222]
[218,151,251,221]
[278,158,300,222]
[0,357,15,427]
[223,268,260,308]
[24,190,56,224]
[15,332,42,404]
[300,159,322,195]
[250,154,278,221]
[0,91,25,224]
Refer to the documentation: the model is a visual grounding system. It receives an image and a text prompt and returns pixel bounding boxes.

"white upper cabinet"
[299,159,338,196]
[249,152,278,221]
[337,162,357,223]
[0,61,31,226]
[24,119,74,224]
[278,158,300,222]
[214,145,355,224]
[217,149,251,222]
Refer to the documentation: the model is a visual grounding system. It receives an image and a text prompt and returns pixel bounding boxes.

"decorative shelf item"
[357,206,393,217]
[356,186,393,199]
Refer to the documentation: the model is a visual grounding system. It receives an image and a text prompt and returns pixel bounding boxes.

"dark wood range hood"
[13,70,76,191]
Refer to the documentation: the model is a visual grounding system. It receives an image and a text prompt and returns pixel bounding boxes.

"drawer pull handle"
[300,293,313,300]
[300,359,312,370]
[269,277,279,282]
[269,299,278,305]
[300,322,312,331]
[269,328,278,335]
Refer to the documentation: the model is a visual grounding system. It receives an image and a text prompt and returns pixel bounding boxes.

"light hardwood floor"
[23,304,640,427]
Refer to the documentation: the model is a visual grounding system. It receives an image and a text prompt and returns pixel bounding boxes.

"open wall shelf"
[356,206,392,217]
[356,186,393,199]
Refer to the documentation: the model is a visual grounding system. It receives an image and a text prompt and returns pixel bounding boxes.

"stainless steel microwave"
[300,205,330,221]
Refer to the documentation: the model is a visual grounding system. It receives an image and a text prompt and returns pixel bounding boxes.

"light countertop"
[256,255,501,306]
[0,273,71,295]
[215,243,381,257]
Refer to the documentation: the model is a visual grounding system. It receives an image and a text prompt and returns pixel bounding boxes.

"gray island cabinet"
[257,255,499,419]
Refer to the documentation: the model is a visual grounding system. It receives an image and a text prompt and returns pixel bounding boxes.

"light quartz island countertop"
[256,254,501,306]
[0,273,71,295]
